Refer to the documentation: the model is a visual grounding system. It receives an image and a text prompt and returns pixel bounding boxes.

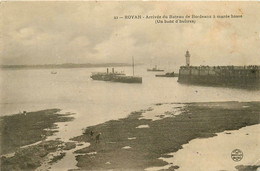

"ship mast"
[132,56,135,76]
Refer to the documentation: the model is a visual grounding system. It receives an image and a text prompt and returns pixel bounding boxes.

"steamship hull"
[155,72,178,77]
[147,69,164,72]
[90,73,142,84]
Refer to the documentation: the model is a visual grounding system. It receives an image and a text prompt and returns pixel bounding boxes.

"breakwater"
[178,65,260,88]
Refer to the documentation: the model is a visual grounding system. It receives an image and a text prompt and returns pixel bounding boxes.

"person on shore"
[96,133,101,143]
[90,131,94,139]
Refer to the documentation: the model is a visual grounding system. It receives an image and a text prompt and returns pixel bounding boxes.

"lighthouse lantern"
[185,50,191,66]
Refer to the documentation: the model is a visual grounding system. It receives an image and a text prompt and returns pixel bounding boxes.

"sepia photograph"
[0,1,260,171]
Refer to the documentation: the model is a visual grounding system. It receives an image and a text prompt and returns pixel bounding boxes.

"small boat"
[51,71,57,74]
[147,65,164,72]
[155,72,178,77]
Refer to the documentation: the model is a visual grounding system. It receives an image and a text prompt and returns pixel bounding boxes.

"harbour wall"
[178,65,260,88]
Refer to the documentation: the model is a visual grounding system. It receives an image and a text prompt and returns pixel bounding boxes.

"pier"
[178,51,260,88]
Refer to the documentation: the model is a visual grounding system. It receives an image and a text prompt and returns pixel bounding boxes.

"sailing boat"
[90,57,142,84]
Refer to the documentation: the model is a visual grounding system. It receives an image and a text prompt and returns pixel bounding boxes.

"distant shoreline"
[0,63,143,70]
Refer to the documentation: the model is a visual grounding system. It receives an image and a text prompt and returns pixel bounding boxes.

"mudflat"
[1,102,259,171]
[0,109,75,171]
[71,101,260,170]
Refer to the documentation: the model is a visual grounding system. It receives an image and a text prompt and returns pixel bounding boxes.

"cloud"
[1,1,259,66]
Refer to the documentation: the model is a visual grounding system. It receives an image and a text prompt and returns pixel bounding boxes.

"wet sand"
[1,102,259,171]
[147,124,260,171]
[71,101,260,170]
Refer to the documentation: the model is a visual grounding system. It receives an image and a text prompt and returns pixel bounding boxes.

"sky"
[0,1,259,66]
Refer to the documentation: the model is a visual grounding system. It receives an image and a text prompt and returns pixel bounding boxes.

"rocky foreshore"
[71,101,260,170]
[0,109,75,171]
[1,102,259,171]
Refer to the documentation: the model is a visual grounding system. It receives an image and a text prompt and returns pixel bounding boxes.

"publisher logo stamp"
[231,149,243,162]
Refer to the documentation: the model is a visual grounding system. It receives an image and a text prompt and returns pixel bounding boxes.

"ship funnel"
[107,68,109,74]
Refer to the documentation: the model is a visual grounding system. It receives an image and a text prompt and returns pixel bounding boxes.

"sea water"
[1,66,260,170]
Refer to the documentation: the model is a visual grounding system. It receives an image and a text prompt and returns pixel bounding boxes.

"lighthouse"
[185,50,190,66]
